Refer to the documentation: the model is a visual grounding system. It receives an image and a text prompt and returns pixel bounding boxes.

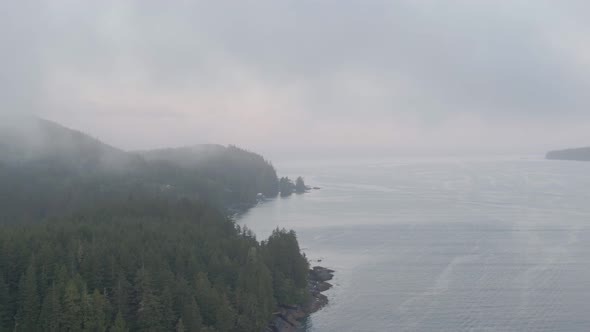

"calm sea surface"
[237,157,590,331]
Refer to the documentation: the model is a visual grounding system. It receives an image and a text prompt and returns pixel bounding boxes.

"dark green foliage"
[214,295,234,332]
[263,229,310,304]
[112,272,132,326]
[0,275,10,332]
[38,283,61,332]
[134,268,164,332]
[0,200,309,332]
[62,278,83,331]
[194,272,218,326]
[175,318,185,332]
[110,311,128,332]
[18,261,40,331]
[180,294,201,332]
[279,177,295,196]
[85,289,109,332]
[235,248,275,330]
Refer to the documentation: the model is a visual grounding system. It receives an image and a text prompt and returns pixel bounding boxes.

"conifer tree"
[175,318,186,332]
[0,275,10,332]
[0,199,310,332]
[134,268,164,332]
[159,285,176,331]
[110,311,128,332]
[39,283,62,332]
[83,289,108,332]
[18,262,40,331]
[236,247,274,331]
[181,295,202,332]
[194,273,217,326]
[112,271,131,324]
[214,295,235,332]
[62,279,83,332]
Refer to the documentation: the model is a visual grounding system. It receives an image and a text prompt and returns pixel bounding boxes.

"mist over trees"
[141,144,279,206]
[279,176,308,196]
[0,119,280,222]
[0,118,311,331]
[295,177,308,194]
[279,177,295,197]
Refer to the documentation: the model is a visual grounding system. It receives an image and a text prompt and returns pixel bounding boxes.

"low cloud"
[2,1,590,157]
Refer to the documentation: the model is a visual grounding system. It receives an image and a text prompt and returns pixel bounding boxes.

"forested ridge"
[0,118,311,331]
[140,145,279,209]
[0,119,279,223]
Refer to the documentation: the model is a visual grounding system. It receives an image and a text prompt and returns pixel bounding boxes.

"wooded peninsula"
[0,118,315,332]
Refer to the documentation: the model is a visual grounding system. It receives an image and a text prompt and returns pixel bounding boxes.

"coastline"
[266,266,334,332]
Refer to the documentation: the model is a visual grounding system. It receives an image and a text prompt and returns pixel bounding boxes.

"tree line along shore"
[0,118,328,332]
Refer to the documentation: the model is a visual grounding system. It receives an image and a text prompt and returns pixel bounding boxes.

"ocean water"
[237,157,590,331]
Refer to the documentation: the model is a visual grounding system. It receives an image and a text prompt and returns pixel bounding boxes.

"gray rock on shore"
[310,266,334,282]
[266,266,334,332]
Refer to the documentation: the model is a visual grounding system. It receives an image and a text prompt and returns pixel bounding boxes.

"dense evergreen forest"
[0,118,311,331]
[0,200,309,332]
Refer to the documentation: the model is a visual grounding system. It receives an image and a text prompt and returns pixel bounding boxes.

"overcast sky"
[2,1,590,158]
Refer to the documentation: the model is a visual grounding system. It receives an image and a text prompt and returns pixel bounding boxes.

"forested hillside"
[141,145,279,208]
[0,118,311,331]
[0,119,279,223]
[0,200,309,332]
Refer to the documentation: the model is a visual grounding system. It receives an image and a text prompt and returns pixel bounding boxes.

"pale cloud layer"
[2,1,590,158]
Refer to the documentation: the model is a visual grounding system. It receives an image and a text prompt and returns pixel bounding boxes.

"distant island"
[546,147,590,161]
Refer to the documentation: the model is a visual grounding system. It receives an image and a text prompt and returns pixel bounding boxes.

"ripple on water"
[238,158,590,331]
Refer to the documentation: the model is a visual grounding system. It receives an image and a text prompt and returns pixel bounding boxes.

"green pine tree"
[112,271,131,324]
[236,247,274,331]
[194,273,217,326]
[62,279,83,332]
[83,289,108,332]
[214,295,235,332]
[0,275,10,332]
[159,285,176,331]
[134,268,164,332]
[109,311,128,332]
[38,283,62,332]
[175,318,186,332]
[181,295,201,332]
[18,262,40,331]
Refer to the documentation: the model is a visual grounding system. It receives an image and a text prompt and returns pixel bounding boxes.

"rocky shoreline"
[266,266,335,332]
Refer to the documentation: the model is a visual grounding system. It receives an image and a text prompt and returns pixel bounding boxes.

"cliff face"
[546,147,590,161]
